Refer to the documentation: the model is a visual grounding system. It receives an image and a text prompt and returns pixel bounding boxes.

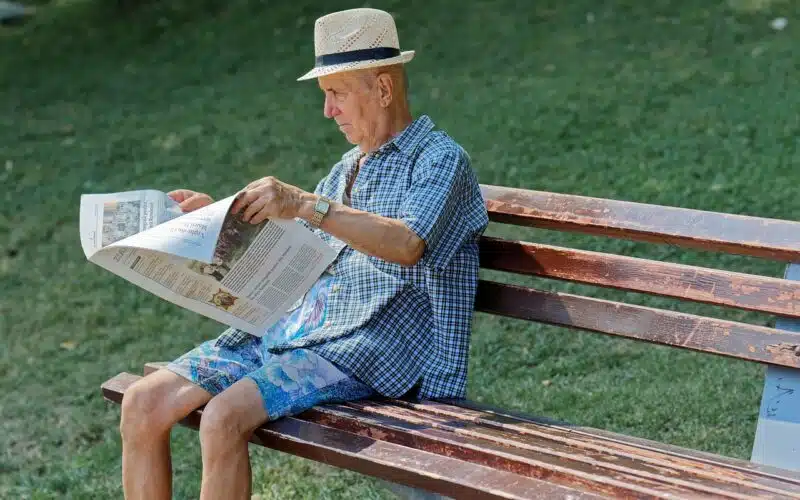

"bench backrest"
[476,184,800,472]
[477,184,800,368]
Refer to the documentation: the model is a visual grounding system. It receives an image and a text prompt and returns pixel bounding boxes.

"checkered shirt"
[217,115,488,399]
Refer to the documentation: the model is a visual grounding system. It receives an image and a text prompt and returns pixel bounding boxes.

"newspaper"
[79,189,337,335]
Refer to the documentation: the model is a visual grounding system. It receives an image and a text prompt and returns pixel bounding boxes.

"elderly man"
[119,8,488,500]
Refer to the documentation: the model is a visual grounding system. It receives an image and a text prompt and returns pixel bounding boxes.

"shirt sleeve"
[312,174,329,195]
[399,147,480,271]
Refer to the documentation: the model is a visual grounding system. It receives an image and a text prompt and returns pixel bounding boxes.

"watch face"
[317,199,330,213]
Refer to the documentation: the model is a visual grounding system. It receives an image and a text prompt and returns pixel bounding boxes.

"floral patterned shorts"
[165,274,375,420]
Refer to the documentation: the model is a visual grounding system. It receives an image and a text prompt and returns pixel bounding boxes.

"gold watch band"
[310,196,332,228]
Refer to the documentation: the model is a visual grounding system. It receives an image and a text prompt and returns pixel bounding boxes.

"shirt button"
[331,285,341,293]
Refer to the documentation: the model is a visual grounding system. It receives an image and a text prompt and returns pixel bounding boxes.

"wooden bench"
[101,184,800,499]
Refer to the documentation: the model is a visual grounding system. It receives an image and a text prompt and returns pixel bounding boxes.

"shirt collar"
[340,114,435,162]
[390,114,434,156]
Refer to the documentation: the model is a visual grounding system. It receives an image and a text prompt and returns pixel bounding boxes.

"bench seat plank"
[480,185,800,261]
[476,280,800,368]
[480,237,800,318]
[430,399,800,485]
[346,400,800,496]
[101,372,604,500]
[308,403,769,498]
[110,365,800,499]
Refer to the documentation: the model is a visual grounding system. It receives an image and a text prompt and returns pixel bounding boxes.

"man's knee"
[199,381,267,448]
[120,371,204,441]
[120,379,170,441]
[198,398,249,447]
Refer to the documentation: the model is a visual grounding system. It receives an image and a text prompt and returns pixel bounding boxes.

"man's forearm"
[298,193,424,266]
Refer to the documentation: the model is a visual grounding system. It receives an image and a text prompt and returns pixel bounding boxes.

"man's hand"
[230,176,314,224]
[167,189,215,212]
[229,176,424,266]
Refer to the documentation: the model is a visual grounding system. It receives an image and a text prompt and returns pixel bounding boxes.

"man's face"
[318,70,382,146]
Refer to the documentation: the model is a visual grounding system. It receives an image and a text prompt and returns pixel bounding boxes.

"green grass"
[2,0,799,497]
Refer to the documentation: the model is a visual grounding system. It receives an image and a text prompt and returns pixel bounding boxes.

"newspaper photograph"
[79,189,337,335]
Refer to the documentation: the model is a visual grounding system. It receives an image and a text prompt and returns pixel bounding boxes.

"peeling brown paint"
[766,343,800,365]
[475,280,800,368]
[479,237,800,319]
[481,184,800,261]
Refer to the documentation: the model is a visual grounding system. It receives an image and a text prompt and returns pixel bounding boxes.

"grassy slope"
[1,0,799,498]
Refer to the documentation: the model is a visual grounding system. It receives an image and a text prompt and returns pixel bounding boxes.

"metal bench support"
[751,263,800,471]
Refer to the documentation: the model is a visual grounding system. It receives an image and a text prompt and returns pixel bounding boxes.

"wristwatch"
[310,196,332,228]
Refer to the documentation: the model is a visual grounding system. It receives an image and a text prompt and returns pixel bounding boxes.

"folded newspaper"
[79,189,337,335]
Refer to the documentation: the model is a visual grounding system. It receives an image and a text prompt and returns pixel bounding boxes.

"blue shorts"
[166,273,374,420]
[166,335,374,420]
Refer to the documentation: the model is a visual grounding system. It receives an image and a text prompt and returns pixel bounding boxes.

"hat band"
[315,47,400,67]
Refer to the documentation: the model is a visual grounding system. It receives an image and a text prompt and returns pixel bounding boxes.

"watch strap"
[310,196,332,228]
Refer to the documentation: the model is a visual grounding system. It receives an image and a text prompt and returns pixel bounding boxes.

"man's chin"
[341,131,359,145]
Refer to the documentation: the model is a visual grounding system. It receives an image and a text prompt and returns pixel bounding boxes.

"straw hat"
[297,8,415,81]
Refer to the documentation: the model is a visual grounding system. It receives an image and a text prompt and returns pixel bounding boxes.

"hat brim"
[297,50,415,81]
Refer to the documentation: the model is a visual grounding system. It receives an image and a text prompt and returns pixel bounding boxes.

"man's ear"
[376,72,393,107]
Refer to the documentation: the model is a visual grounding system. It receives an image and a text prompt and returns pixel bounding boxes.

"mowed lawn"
[2,0,799,498]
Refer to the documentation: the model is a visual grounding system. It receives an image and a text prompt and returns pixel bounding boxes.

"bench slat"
[131,364,800,498]
[475,280,800,368]
[342,401,777,493]
[101,372,603,500]
[480,237,800,318]
[373,400,800,494]
[307,403,773,499]
[481,185,800,261]
[431,398,800,485]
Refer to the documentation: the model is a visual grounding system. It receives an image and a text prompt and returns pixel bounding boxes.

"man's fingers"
[231,190,259,214]
[231,189,263,214]
[169,190,215,212]
[232,178,277,213]
[168,189,194,203]
[180,193,213,212]
[248,207,273,225]
[230,191,248,214]
[242,196,269,223]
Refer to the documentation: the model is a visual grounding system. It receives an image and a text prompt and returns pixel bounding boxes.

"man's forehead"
[318,72,352,89]
[318,69,376,90]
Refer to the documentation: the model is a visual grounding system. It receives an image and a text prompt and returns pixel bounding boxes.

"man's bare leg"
[120,369,213,500]
[198,378,268,500]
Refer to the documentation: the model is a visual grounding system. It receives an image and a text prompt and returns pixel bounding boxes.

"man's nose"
[323,94,338,119]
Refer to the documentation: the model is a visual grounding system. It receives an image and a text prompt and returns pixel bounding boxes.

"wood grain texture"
[308,403,774,499]
[440,398,800,485]
[102,369,800,499]
[474,280,800,368]
[479,237,800,318]
[480,185,800,261]
[101,372,602,500]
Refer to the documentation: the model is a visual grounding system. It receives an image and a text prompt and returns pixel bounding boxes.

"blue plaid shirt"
[218,115,488,399]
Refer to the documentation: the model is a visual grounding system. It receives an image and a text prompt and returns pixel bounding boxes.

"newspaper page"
[80,190,338,335]
[79,189,185,259]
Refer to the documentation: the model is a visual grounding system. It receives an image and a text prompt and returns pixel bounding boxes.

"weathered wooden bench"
[101,184,800,498]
